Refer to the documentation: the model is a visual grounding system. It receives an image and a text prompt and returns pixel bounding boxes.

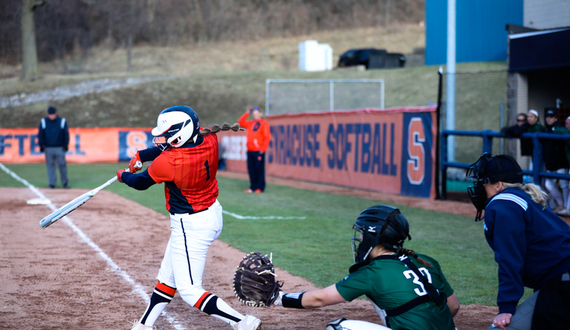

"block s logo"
[407,118,425,184]
[400,112,433,198]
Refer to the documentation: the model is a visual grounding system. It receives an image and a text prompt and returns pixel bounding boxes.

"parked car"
[338,48,406,69]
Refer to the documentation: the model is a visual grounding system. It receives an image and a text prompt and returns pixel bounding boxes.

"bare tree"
[21,0,46,81]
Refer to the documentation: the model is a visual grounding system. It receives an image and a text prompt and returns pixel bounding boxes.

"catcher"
[233,205,460,330]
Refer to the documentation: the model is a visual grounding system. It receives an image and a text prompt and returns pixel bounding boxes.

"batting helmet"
[351,205,412,264]
[466,153,523,221]
[151,105,200,151]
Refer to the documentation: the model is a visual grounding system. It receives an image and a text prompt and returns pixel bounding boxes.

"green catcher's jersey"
[335,253,455,330]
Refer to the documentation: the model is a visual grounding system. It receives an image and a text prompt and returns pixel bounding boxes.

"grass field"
[0,162,523,306]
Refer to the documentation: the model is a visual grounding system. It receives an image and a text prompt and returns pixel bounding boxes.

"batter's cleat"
[130,322,154,330]
[233,315,261,330]
[244,189,253,193]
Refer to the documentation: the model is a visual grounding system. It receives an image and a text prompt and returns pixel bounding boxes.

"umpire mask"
[466,153,523,221]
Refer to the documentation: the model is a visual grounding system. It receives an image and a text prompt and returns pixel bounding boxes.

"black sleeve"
[121,169,156,190]
[138,146,162,162]
[38,120,45,147]
[63,119,70,149]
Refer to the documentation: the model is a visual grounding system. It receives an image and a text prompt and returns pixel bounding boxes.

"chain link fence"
[265,79,385,116]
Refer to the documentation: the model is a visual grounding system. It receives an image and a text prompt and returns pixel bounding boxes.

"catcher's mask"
[466,153,523,221]
[152,105,200,151]
[351,205,412,264]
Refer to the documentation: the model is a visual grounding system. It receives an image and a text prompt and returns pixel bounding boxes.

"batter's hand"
[492,313,512,329]
[117,169,127,183]
[129,151,143,173]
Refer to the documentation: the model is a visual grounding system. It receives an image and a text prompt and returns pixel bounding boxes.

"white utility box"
[299,40,333,71]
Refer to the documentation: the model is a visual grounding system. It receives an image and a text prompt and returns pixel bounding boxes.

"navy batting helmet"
[151,105,200,151]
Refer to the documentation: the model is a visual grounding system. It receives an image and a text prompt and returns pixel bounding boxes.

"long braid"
[399,248,433,268]
[199,122,244,136]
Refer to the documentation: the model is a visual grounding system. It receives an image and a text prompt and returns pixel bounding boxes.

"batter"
[117,105,261,330]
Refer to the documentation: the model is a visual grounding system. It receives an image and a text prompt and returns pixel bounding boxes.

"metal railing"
[441,129,570,199]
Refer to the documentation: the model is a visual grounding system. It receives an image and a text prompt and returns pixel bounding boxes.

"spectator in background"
[542,108,569,214]
[501,113,530,167]
[237,106,271,193]
[38,106,70,189]
[523,110,545,171]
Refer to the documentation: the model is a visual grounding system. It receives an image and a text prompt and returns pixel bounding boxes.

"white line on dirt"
[0,163,185,330]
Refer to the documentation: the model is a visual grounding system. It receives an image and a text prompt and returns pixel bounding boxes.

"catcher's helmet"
[466,153,523,221]
[151,105,200,151]
[351,205,412,263]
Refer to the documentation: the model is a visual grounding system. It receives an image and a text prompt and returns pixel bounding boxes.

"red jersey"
[148,134,219,214]
[237,112,271,152]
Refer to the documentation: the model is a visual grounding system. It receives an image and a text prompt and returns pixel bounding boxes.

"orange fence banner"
[218,107,437,199]
[0,128,154,164]
[4,107,436,198]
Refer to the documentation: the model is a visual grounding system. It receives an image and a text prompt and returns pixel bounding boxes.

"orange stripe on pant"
[193,291,212,309]
[156,281,177,297]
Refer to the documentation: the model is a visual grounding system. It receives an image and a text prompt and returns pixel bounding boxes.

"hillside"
[0,23,509,165]
[2,24,427,126]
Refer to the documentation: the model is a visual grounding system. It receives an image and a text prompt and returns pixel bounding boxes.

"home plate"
[27,198,51,205]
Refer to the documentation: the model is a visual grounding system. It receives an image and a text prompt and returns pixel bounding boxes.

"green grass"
[0,162,513,305]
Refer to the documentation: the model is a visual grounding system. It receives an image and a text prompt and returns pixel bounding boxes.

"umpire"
[38,106,70,189]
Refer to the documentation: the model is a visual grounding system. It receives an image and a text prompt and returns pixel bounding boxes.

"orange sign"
[0,128,154,164]
[217,107,437,198]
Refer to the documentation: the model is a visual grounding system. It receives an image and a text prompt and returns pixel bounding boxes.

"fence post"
[435,67,443,199]
[482,130,493,154]
[441,131,448,200]
[531,133,543,184]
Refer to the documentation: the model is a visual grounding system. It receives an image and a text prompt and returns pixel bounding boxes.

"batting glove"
[128,151,143,173]
[117,169,127,183]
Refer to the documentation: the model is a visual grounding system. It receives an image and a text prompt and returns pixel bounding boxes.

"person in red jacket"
[237,106,271,193]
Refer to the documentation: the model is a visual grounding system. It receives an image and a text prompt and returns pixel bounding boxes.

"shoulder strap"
[60,118,66,129]
[380,254,447,317]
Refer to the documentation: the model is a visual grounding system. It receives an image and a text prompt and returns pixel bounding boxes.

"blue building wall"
[426,0,523,65]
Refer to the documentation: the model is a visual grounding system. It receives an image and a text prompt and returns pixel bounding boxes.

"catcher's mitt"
[233,252,283,307]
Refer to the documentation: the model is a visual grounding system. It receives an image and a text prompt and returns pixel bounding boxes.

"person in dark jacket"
[542,108,569,213]
[38,106,70,188]
[467,154,570,330]
[501,110,545,173]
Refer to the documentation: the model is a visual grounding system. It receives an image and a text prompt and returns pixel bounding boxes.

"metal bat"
[40,174,121,229]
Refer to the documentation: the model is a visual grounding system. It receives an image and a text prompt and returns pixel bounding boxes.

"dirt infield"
[0,175,498,330]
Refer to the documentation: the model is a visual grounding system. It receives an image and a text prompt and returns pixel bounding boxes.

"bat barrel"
[39,194,92,228]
